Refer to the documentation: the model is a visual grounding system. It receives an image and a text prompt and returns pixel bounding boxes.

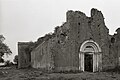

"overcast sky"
[0,0,120,61]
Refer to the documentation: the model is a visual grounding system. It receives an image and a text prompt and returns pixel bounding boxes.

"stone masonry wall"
[53,8,116,71]
[18,42,31,68]
[18,8,119,71]
[31,38,55,71]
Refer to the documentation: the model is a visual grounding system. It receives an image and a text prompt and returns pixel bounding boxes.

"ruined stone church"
[18,8,120,72]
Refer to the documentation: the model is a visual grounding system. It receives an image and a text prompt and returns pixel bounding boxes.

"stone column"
[93,52,102,72]
[79,52,84,71]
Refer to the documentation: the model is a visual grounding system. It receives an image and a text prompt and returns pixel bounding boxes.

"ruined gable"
[65,8,111,70]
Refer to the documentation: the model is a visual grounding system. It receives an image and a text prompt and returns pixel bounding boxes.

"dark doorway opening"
[84,53,93,72]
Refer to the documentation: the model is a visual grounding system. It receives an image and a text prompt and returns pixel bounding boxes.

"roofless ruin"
[18,8,120,72]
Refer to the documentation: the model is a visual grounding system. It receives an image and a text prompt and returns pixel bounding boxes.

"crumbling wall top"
[116,28,120,33]
[18,42,31,45]
[66,10,86,22]
[91,8,104,19]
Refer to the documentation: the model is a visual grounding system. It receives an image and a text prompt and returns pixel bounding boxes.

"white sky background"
[0,0,120,61]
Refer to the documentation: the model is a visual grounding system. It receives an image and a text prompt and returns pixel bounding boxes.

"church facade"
[18,8,120,72]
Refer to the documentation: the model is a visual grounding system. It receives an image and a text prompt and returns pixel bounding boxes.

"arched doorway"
[79,40,102,72]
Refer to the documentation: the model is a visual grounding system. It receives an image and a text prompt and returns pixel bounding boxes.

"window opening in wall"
[111,37,115,43]
[58,40,60,44]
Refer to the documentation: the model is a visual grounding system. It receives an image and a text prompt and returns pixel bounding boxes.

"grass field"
[0,67,120,80]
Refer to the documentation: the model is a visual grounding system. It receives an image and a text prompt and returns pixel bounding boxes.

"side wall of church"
[31,39,55,71]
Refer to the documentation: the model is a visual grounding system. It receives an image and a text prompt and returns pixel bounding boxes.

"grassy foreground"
[0,67,120,80]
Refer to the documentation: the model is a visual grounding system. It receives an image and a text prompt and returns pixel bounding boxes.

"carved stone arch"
[80,40,101,52]
[79,40,102,72]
